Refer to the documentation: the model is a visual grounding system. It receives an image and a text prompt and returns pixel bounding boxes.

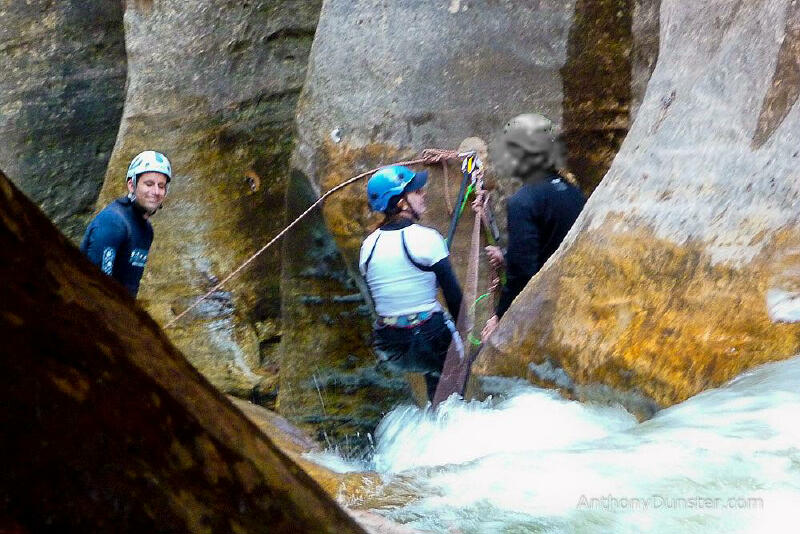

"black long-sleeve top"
[495,176,585,318]
[80,196,154,297]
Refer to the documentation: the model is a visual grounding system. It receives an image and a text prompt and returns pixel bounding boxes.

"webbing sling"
[432,154,484,407]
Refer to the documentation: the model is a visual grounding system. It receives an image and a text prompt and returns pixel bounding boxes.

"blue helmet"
[366,165,428,212]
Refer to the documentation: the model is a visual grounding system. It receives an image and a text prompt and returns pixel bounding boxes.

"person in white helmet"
[80,150,172,297]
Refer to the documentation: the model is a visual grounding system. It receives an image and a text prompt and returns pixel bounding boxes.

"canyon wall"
[477,0,800,417]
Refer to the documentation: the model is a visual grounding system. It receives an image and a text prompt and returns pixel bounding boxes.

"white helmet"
[126,150,172,187]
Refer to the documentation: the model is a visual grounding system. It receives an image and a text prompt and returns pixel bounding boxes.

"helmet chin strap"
[127,177,137,202]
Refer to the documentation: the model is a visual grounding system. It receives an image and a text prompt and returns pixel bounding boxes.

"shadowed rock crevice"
[561,0,634,193]
[753,1,800,148]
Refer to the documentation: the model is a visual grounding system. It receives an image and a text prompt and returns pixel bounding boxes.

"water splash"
[312,358,800,533]
[371,378,637,474]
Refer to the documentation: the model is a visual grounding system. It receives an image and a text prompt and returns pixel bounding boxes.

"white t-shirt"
[359,224,449,317]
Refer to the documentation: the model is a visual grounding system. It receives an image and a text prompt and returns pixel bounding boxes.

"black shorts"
[371,311,453,376]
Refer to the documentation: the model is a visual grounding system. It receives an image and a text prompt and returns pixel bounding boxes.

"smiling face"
[128,171,168,215]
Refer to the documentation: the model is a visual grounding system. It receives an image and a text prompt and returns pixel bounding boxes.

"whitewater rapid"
[309,357,800,534]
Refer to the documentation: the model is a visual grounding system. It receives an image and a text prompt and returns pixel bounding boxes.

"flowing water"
[308,357,800,533]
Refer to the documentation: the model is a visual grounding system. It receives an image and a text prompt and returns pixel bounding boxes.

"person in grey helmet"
[80,150,172,297]
[481,114,586,340]
[360,165,463,402]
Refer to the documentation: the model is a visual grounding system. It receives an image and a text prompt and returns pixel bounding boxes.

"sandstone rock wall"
[562,0,661,190]
[0,168,367,534]
[0,0,126,240]
[477,0,800,416]
[97,0,322,398]
[280,0,658,444]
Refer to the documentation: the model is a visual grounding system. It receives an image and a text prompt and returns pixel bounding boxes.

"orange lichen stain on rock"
[95,341,114,359]
[478,216,800,411]
[317,140,413,258]
[168,490,211,534]
[232,461,260,493]
[0,177,22,236]
[2,312,24,327]
[49,369,91,403]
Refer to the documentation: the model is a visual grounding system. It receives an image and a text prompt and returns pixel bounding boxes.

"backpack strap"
[364,228,433,277]
[362,233,382,275]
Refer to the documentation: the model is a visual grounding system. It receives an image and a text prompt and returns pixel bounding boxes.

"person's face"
[128,171,168,213]
[506,141,552,179]
[404,188,427,216]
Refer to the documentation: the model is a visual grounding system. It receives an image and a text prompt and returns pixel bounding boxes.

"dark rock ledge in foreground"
[0,168,366,533]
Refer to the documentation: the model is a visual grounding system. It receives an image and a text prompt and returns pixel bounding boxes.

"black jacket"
[80,197,154,297]
[496,175,585,317]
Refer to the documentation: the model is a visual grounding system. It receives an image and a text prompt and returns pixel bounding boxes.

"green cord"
[457,183,475,219]
[465,292,491,346]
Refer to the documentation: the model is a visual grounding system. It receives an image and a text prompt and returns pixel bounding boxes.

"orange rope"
[442,160,453,215]
[165,148,470,329]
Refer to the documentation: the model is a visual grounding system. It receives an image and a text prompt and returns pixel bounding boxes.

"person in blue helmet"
[80,150,172,297]
[360,165,463,403]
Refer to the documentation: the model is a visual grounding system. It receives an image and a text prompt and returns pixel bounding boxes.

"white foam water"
[317,357,800,533]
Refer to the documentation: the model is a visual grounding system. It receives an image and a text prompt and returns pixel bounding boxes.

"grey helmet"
[502,113,556,154]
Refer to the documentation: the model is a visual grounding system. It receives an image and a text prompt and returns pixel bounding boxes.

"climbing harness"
[165,148,475,329]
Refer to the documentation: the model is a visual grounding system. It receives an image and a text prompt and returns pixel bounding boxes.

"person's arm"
[82,213,127,276]
[495,197,542,318]
[431,257,462,320]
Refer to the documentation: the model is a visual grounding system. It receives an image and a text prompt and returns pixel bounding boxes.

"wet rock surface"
[0,0,663,451]
[96,0,322,396]
[0,168,368,534]
[477,0,800,414]
[281,0,658,447]
[0,1,126,240]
